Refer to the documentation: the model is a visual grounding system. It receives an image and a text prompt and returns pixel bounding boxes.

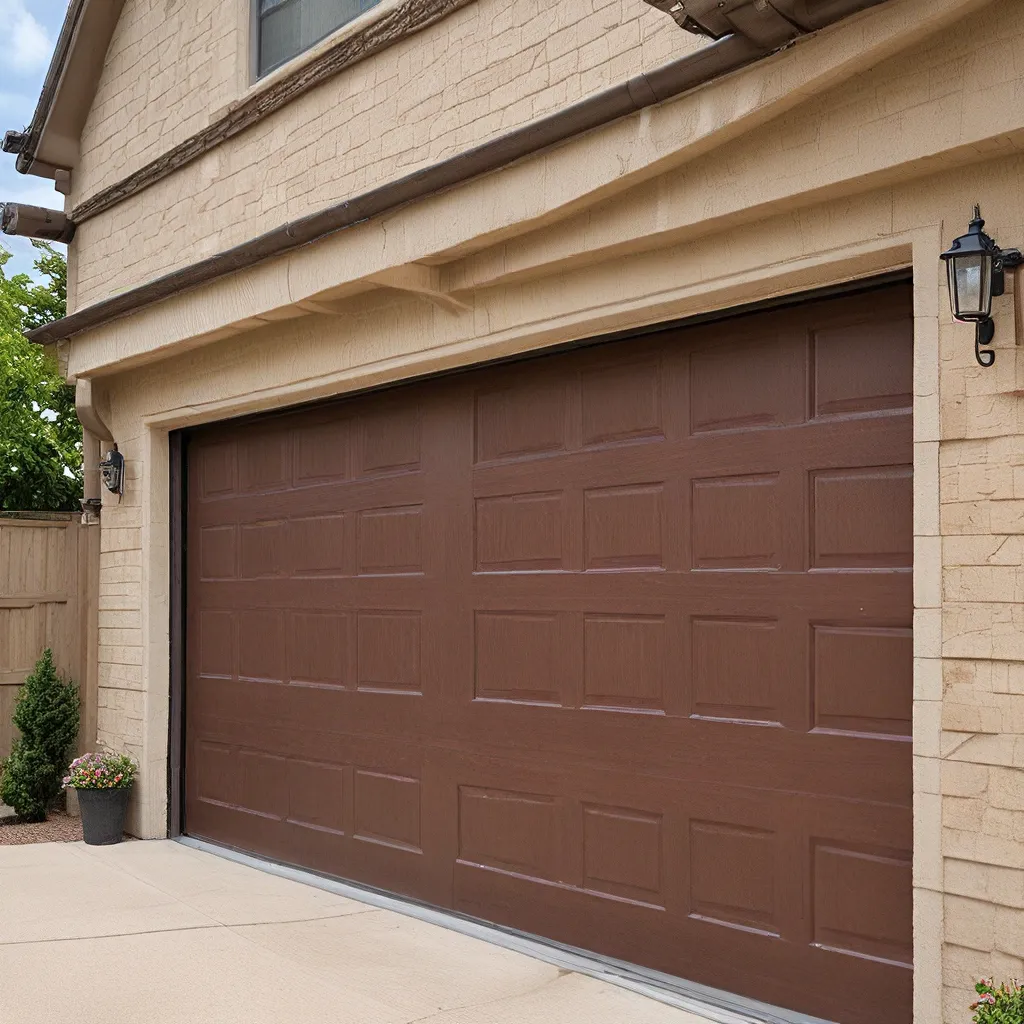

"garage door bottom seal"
[176,835,834,1024]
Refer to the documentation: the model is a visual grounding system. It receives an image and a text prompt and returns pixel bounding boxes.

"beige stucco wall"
[70,0,690,307]
[65,0,1024,1021]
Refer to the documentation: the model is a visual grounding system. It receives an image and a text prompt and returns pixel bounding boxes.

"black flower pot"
[76,787,131,845]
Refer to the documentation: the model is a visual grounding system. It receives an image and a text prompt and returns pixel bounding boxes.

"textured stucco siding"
[69,0,689,307]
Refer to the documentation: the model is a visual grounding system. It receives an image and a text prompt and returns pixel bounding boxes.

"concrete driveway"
[0,840,713,1024]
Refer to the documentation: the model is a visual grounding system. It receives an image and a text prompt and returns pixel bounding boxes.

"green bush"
[972,979,1024,1024]
[0,649,80,821]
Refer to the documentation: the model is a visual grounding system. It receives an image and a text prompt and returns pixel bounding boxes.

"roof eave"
[13,0,126,179]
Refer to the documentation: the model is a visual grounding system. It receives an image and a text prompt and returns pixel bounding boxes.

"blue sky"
[0,0,71,280]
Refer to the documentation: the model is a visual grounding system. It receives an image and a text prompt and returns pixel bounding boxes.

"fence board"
[0,515,99,761]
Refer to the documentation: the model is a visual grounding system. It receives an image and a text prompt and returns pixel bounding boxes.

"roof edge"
[13,0,89,177]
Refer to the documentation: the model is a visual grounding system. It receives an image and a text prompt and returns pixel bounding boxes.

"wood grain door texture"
[184,283,914,1024]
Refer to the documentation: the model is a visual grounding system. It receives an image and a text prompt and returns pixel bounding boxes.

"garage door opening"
[177,281,914,1024]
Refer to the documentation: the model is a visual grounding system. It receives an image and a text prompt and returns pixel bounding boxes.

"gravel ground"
[0,811,83,845]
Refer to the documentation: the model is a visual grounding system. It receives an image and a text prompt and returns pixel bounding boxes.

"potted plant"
[63,752,138,845]
[971,978,1024,1024]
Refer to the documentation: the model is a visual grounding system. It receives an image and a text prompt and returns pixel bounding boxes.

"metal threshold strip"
[177,835,835,1024]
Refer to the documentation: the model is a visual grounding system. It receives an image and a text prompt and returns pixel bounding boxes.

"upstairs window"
[256,0,384,77]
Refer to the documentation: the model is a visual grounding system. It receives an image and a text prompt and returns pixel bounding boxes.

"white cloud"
[1,0,53,74]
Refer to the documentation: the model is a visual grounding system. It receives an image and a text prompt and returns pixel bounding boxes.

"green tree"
[0,648,80,821]
[0,240,81,511]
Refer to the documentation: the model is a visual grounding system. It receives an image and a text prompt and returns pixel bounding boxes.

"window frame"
[249,0,384,82]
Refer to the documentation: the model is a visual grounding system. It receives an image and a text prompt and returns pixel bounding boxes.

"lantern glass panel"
[949,252,992,321]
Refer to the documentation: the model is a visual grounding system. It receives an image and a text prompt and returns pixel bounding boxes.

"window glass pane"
[257,0,385,77]
[259,0,302,76]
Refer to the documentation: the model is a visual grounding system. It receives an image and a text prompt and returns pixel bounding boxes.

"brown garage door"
[184,283,913,1024]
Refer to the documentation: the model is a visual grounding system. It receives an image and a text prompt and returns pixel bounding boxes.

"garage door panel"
[438,711,911,807]
[186,284,913,1024]
[465,566,910,607]
[187,682,441,756]
[450,853,910,1024]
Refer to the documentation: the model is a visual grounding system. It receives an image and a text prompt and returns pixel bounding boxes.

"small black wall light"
[98,446,125,496]
[940,206,1023,367]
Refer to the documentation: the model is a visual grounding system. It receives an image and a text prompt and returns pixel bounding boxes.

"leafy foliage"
[64,751,138,791]
[0,241,82,511]
[0,648,80,821]
[972,978,1024,1024]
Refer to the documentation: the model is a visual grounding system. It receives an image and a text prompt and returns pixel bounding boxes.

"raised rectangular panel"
[583,804,663,906]
[811,467,912,568]
[240,520,288,578]
[812,842,912,965]
[199,743,287,820]
[238,433,290,494]
[692,475,779,570]
[287,760,347,835]
[475,381,567,463]
[292,515,347,574]
[288,612,349,687]
[689,820,777,935]
[581,360,662,446]
[475,492,565,571]
[236,749,289,819]
[458,786,560,882]
[813,626,912,737]
[359,406,421,475]
[199,442,236,498]
[294,420,349,483]
[584,485,663,570]
[475,612,560,705]
[199,611,234,678]
[812,319,913,417]
[691,618,779,724]
[353,770,421,851]
[195,741,242,809]
[583,615,665,712]
[199,524,237,580]
[357,612,421,693]
[237,610,286,683]
[690,336,800,433]
[357,505,423,574]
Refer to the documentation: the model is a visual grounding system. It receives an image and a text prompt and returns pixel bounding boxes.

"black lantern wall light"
[940,206,1023,367]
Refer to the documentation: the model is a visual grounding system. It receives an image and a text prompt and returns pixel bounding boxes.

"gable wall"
[69,0,688,308]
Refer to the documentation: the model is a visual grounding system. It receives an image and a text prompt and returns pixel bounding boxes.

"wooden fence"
[0,514,99,761]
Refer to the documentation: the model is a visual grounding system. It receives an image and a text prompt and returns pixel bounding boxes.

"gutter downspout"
[75,377,112,525]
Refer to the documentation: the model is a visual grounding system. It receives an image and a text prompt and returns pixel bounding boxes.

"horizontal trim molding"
[71,0,476,223]
[31,0,895,347]
[32,35,772,345]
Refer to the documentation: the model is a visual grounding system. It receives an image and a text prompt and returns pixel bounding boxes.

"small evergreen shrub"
[0,649,79,821]
[972,979,1024,1024]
